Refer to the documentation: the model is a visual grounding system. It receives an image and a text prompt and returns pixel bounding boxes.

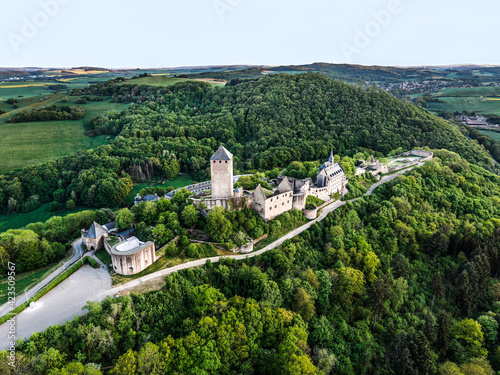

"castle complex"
[191,146,348,221]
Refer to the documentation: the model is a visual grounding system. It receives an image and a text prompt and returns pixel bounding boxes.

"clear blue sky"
[1,0,499,68]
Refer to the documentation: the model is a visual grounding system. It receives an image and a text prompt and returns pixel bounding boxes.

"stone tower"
[210,145,234,199]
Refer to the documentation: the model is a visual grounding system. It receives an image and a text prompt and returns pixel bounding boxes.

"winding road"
[0,239,86,319]
[0,166,417,349]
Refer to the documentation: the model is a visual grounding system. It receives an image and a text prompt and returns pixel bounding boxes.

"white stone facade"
[254,179,295,221]
[211,146,234,199]
[109,237,157,276]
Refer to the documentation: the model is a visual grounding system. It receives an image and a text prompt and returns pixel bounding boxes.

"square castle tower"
[210,145,234,199]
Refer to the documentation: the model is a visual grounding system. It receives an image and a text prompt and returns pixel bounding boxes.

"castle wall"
[191,195,254,211]
[304,208,318,220]
[292,193,307,210]
[111,242,156,275]
[211,159,234,199]
[409,150,434,162]
[82,235,106,251]
[256,191,294,221]
[308,187,331,201]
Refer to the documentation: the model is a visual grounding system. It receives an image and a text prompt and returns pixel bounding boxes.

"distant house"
[465,120,489,126]
[456,115,489,126]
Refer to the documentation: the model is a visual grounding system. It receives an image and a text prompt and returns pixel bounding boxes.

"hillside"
[0,73,496,215]
[7,150,500,374]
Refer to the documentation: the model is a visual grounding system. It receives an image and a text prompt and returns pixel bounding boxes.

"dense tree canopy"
[0,73,496,215]
[4,150,500,374]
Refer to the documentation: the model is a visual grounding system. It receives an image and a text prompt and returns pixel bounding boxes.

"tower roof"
[277,177,293,194]
[210,145,233,161]
[84,222,108,239]
[254,184,267,201]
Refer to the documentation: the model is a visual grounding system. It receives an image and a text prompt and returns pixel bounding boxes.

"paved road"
[0,166,416,347]
[0,239,85,319]
[0,264,111,350]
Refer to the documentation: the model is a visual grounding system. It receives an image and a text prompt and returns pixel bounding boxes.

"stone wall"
[81,234,107,251]
[256,191,294,221]
[191,195,254,211]
[211,159,234,199]
[388,161,418,173]
[408,150,433,162]
[111,242,156,276]
[308,186,331,201]
[292,193,307,210]
[304,208,318,220]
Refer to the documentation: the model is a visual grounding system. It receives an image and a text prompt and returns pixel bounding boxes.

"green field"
[0,95,129,174]
[95,249,112,267]
[118,75,226,87]
[435,86,500,97]
[0,82,55,99]
[0,264,54,304]
[126,173,197,204]
[0,203,93,232]
[427,96,500,116]
[478,129,500,142]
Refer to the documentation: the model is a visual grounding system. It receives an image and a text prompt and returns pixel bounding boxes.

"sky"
[1,0,499,68]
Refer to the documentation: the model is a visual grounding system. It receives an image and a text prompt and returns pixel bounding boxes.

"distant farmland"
[0,95,129,174]
[435,86,500,97]
[427,96,500,116]
[478,129,500,142]
[117,75,226,87]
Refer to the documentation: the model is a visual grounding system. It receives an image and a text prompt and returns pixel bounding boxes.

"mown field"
[0,94,129,174]
[434,86,500,97]
[427,96,500,115]
[0,203,92,233]
[478,129,500,142]
[0,264,54,304]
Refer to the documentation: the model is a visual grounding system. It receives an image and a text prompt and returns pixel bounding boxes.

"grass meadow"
[125,174,197,204]
[118,75,226,87]
[0,203,92,233]
[0,94,129,174]
[478,129,500,142]
[435,86,500,97]
[427,96,500,116]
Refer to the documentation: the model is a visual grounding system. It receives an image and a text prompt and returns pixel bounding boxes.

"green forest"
[3,150,500,374]
[1,73,500,374]
[0,73,496,215]
[7,105,85,123]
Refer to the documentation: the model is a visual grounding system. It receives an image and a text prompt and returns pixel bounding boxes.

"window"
[219,160,222,163]
[225,161,228,163]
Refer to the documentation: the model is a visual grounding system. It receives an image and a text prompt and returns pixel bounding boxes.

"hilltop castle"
[191,146,347,221]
